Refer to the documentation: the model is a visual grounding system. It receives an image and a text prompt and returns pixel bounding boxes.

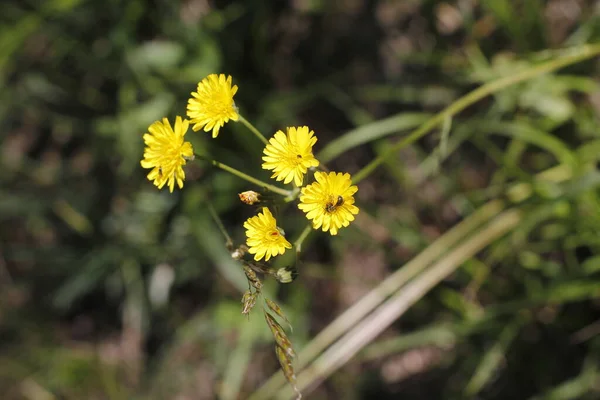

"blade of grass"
[219,322,260,400]
[472,120,577,169]
[465,316,526,396]
[527,356,599,400]
[317,113,432,163]
[277,208,522,399]
[352,43,600,184]
[360,325,457,362]
[248,199,505,399]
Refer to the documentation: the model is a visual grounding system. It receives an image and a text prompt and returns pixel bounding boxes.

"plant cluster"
[140,73,362,397]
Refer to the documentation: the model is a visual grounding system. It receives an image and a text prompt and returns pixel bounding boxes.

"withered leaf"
[241,291,258,315]
[275,345,301,399]
[265,298,293,332]
[245,260,271,275]
[264,311,295,359]
[243,264,263,290]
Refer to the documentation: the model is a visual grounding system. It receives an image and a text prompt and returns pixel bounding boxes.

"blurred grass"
[2,1,600,399]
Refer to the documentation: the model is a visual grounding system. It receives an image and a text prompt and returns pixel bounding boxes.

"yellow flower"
[187,73,239,138]
[298,171,359,235]
[262,126,320,187]
[244,207,292,261]
[140,116,194,193]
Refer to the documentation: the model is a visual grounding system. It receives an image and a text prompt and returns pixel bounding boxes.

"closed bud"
[239,190,260,205]
[275,266,298,284]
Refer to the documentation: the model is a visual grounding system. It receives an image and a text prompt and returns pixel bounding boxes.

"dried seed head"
[247,261,271,275]
[231,245,248,260]
[265,312,295,358]
[243,264,263,290]
[241,291,258,315]
[239,190,260,205]
[275,346,301,399]
[266,298,293,332]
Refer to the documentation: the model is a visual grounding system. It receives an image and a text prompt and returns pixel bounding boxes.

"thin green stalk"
[352,43,600,184]
[280,208,522,398]
[293,224,312,271]
[238,114,269,145]
[195,153,291,197]
[294,224,312,254]
[207,202,233,249]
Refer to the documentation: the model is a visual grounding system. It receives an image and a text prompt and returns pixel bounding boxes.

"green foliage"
[2,1,600,399]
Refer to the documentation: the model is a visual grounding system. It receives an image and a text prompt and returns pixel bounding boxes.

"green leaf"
[317,113,432,163]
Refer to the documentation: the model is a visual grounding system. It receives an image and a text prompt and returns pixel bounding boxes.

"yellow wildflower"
[140,116,194,192]
[187,74,239,138]
[244,207,292,261]
[262,126,319,187]
[298,171,359,235]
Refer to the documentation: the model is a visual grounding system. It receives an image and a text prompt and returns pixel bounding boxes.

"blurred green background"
[2,1,600,399]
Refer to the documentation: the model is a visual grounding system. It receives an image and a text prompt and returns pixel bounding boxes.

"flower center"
[211,93,234,116]
[266,229,283,243]
[286,147,305,166]
[324,194,344,214]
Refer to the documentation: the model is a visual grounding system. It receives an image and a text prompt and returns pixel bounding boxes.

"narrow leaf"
[265,298,293,332]
[265,312,295,359]
[275,345,301,400]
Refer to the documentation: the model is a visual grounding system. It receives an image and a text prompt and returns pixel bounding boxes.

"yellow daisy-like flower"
[187,73,239,138]
[244,207,292,261]
[262,126,320,187]
[140,116,194,193]
[298,171,359,235]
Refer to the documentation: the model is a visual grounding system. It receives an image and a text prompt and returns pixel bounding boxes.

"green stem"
[352,43,600,184]
[238,115,269,145]
[207,202,233,249]
[194,154,291,197]
[294,224,313,254]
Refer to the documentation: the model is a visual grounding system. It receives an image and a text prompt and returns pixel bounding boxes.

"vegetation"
[2,1,600,399]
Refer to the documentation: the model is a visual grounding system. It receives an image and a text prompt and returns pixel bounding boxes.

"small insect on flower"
[140,116,194,193]
[187,74,239,138]
[325,195,344,213]
[244,207,292,261]
[298,171,359,235]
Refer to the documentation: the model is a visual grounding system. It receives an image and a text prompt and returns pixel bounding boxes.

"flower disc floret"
[140,116,194,192]
[262,126,320,187]
[244,207,292,261]
[187,73,239,138]
[298,171,359,235]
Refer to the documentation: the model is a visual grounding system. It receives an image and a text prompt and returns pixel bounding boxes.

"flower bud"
[239,190,260,205]
[275,266,298,284]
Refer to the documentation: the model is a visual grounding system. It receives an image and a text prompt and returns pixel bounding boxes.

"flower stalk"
[238,114,269,145]
[194,153,292,197]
